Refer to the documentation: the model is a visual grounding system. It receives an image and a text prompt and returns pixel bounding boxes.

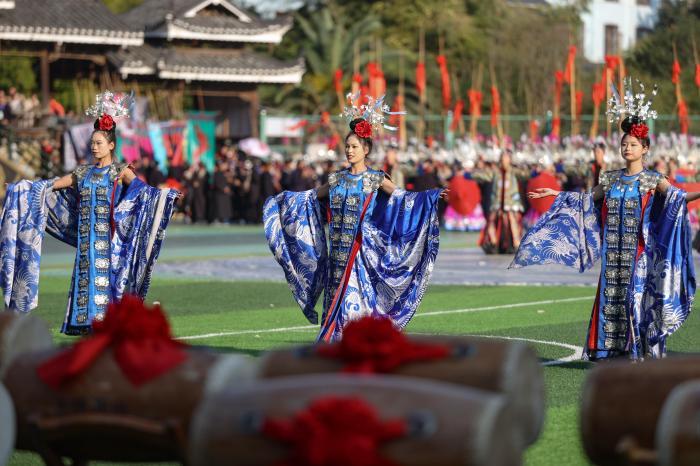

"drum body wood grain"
[581,357,700,466]
[0,382,15,466]
[657,380,700,466]
[0,312,52,377]
[258,335,544,445]
[3,348,255,463]
[189,374,523,466]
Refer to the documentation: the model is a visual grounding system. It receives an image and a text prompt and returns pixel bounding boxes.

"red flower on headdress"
[98,114,115,131]
[354,119,372,138]
[629,123,649,140]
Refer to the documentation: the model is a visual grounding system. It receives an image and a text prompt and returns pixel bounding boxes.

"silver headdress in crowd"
[606,77,658,123]
[85,90,134,122]
[341,92,405,132]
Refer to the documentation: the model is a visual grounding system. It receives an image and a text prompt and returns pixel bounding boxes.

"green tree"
[0,57,37,94]
[270,3,381,114]
[625,0,700,129]
[102,0,143,14]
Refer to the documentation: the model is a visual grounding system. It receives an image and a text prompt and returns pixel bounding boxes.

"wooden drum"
[258,335,545,446]
[581,357,700,466]
[0,382,15,466]
[189,374,524,466]
[656,380,700,466]
[0,312,53,377]
[2,348,256,464]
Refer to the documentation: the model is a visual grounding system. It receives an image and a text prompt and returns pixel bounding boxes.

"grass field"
[6,227,700,465]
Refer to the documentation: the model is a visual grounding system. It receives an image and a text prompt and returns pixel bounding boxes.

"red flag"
[450,99,464,131]
[678,98,689,134]
[389,95,403,128]
[334,69,343,94]
[564,45,577,84]
[604,55,620,72]
[490,86,500,128]
[672,60,682,85]
[554,70,565,107]
[592,81,605,106]
[468,89,482,118]
[695,64,700,88]
[551,117,561,138]
[576,91,584,118]
[529,120,539,141]
[415,62,426,97]
[436,55,451,109]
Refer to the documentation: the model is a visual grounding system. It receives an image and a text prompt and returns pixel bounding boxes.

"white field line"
[177,295,592,341]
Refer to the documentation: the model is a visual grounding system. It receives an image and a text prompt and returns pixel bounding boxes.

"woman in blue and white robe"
[1,119,178,335]
[512,118,697,360]
[264,119,444,342]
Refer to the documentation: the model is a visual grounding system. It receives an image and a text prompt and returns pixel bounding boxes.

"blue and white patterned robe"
[511,169,696,360]
[0,166,178,334]
[264,168,441,342]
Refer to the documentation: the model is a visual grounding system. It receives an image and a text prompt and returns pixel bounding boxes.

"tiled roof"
[0,0,143,45]
[121,0,290,43]
[108,45,304,84]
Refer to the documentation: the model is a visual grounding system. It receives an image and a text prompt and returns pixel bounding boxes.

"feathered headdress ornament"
[341,93,405,139]
[85,90,134,132]
[606,77,657,139]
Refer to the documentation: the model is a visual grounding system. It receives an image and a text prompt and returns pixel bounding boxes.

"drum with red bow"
[2,348,255,463]
[581,357,700,466]
[189,375,524,466]
[656,380,700,466]
[256,334,544,446]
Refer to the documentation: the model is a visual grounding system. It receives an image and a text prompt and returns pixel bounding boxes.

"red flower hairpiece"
[354,119,372,138]
[98,114,115,131]
[629,123,649,140]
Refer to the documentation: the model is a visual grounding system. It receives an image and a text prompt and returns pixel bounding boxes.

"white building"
[543,0,665,63]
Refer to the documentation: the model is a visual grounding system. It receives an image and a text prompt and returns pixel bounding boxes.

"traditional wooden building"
[0,0,143,106]
[113,0,304,138]
[0,0,304,138]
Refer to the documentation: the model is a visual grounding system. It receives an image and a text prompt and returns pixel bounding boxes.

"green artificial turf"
[7,275,700,465]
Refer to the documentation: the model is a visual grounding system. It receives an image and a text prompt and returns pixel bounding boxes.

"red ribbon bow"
[37,295,187,388]
[316,316,449,373]
[262,396,406,466]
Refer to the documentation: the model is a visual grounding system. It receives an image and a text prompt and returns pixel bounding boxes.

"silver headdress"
[606,77,658,123]
[341,92,405,132]
[85,90,134,122]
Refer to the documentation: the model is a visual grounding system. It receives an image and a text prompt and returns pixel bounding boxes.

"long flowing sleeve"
[509,192,601,272]
[0,180,54,312]
[263,189,327,324]
[358,188,441,328]
[640,185,696,344]
[110,178,178,300]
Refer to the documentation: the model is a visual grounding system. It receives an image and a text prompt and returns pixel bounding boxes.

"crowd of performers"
[1,81,699,363]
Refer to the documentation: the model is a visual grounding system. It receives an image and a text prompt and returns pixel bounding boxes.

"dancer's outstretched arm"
[51,174,74,190]
[653,179,700,203]
[528,184,605,202]
[381,177,449,199]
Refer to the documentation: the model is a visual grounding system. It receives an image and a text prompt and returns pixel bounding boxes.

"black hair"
[593,142,606,151]
[345,118,373,155]
[92,118,117,145]
[620,115,651,148]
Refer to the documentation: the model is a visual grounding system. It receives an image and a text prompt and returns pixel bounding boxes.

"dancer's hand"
[440,188,450,200]
[528,188,559,199]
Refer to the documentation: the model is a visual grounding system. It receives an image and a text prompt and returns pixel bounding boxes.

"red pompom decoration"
[629,123,649,140]
[354,120,372,138]
[98,114,115,131]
